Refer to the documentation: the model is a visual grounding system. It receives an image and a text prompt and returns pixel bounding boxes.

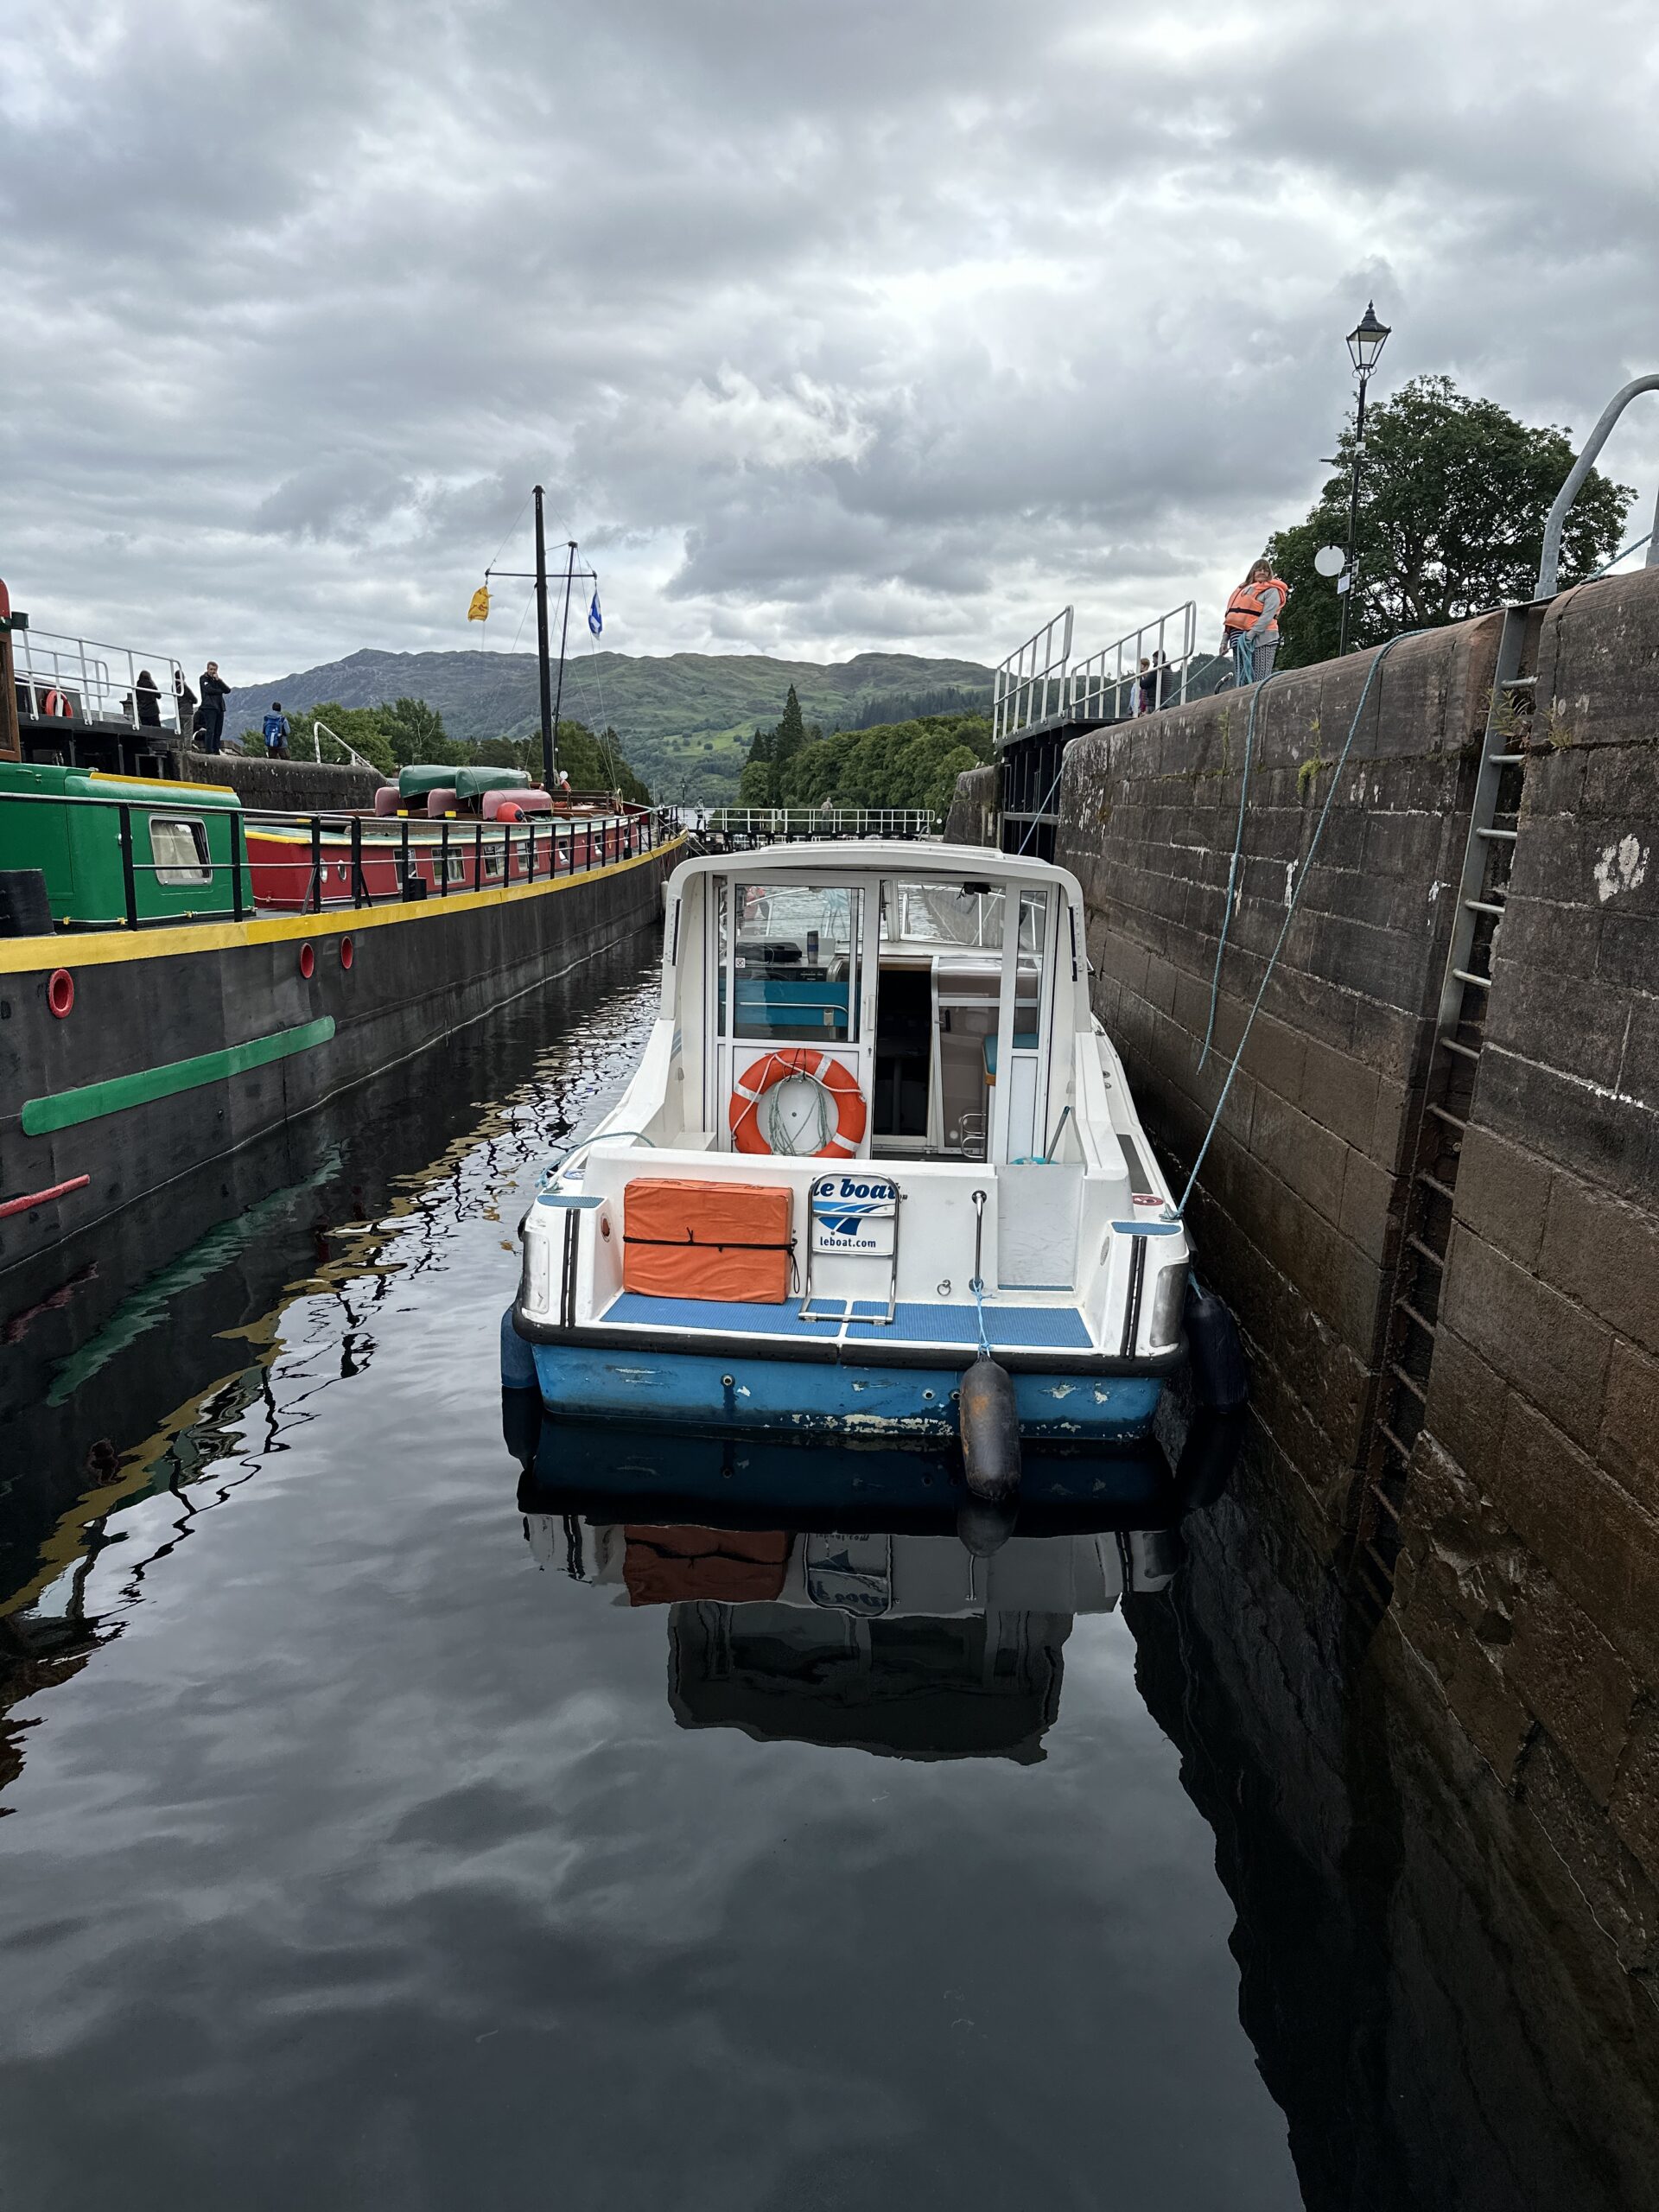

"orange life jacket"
[1224,575,1288,636]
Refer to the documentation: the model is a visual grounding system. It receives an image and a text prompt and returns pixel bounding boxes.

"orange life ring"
[729,1047,868,1158]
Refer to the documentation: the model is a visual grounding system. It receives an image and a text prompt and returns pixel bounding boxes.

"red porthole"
[298,943,316,980]
[47,969,74,1019]
[340,936,354,970]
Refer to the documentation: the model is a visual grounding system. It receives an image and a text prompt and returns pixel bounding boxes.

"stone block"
[1348,994,1425,1085]
[1597,909,1659,993]
[1485,963,1631,1091]
[1495,893,1602,983]
[1608,1702,1659,1889]
[1504,1572,1639,1806]
[1600,1339,1659,1516]
[1538,1171,1659,1358]
[1493,1393,1659,1681]
[1299,907,1438,1015]
[1299,1033,1381,1151]
[1421,1322,1512,1498]
[1339,1146,1398,1266]
[1439,1230,1611,1454]
[1249,1087,1351,1230]
[1452,1124,1553,1271]
[1370,1076,1413,1170]
[1614,992,1659,1106]
[1577,737,1659,830]
[1477,1047,1655,1211]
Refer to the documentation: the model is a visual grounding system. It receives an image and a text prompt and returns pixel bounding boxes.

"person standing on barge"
[197,662,231,753]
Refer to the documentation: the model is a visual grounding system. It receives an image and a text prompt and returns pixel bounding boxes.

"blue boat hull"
[520,1337,1163,1441]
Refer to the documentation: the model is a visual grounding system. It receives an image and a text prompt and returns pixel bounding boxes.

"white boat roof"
[671,839,1077,890]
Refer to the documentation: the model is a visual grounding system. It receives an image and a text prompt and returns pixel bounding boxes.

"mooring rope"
[969,1272,993,1360]
[1177,632,1421,1217]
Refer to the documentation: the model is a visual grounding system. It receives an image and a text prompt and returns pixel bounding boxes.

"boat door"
[710,875,874,1154]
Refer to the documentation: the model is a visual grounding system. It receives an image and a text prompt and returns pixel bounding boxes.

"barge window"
[150,817,212,885]
[719,882,861,1042]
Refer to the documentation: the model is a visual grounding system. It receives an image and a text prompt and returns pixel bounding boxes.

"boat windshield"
[719,880,861,1043]
[881,880,1046,953]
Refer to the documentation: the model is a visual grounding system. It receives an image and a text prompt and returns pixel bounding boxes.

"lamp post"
[1338,301,1391,655]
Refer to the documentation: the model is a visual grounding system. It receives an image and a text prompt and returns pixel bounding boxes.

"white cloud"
[3,0,1656,687]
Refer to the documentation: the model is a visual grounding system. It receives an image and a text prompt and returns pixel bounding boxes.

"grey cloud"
[3,0,1656,686]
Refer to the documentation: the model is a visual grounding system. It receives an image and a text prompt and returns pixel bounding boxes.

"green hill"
[224,648,992,803]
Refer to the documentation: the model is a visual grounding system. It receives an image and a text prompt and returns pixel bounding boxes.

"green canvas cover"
[397,765,460,799]
[453,765,530,800]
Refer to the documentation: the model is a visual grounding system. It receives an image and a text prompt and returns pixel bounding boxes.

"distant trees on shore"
[741,694,990,816]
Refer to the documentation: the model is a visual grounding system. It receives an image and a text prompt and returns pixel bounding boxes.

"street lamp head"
[1347,301,1390,377]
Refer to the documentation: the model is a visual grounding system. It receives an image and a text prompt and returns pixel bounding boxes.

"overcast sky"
[4,0,1657,687]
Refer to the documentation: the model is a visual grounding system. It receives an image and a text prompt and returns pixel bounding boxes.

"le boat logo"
[811,1175,898,1255]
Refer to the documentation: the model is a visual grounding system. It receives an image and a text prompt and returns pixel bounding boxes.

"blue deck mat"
[601,1293,1093,1351]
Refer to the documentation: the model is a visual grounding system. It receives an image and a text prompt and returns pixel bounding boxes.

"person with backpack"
[262,702,290,760]
[1223,560,1288,686]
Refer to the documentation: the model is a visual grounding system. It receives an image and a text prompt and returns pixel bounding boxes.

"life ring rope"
[730,1047,868,1158]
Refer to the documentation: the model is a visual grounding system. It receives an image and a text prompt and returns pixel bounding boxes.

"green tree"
[773,684,807,779]
[769,709,992,816]
[1268,374,1635,667]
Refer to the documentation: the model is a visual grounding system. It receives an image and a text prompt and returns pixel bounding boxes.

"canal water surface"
[0,952,1651,2210]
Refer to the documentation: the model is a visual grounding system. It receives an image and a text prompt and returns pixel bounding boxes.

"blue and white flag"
[588,588,602,637]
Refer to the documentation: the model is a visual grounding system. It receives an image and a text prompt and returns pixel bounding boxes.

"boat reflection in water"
[512,1409,1242,1763]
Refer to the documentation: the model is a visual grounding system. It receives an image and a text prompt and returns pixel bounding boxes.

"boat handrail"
[0,782,679,929]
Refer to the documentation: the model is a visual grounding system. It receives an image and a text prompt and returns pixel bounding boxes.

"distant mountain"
[224,646,992,802]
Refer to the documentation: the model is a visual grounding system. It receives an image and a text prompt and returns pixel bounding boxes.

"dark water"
[2,955,1653,2210]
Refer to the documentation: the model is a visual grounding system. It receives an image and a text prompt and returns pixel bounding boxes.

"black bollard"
[958,1355,1021,1503]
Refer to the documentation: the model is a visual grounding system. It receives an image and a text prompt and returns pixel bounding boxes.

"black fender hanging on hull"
[1183,1278,1249,1413]
[958,1355,1021,1503]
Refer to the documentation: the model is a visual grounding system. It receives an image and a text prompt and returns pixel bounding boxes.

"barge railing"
[13,631,188,735]
[0,788,678,930]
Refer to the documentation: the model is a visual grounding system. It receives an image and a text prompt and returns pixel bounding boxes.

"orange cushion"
[621,1526,791,1605]
[622,1178,793,1303]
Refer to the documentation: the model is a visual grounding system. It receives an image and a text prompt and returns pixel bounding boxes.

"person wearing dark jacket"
[197,663,231,753]
[175,668,196,735]
[134,670,162,728]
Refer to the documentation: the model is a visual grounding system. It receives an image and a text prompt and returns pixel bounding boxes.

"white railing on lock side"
[992,607,1074,747]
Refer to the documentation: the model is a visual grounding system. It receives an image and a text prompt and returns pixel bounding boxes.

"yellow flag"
[467,586,491,623]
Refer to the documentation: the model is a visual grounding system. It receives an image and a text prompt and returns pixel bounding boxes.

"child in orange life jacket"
[1223,560,1287,685]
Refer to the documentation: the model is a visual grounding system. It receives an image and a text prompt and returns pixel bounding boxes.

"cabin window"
[149,817,212,885]
[718,881,861,1043]
[880,880,1046,952]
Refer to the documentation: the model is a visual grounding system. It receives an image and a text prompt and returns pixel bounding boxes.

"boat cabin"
[534,843,1187,1376]
[667,849,1071,1166]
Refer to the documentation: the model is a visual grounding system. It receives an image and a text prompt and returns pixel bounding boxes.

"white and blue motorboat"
[505,842,1198,1448]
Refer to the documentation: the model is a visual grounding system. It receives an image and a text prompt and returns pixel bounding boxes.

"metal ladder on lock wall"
[1349,602,1540,1619]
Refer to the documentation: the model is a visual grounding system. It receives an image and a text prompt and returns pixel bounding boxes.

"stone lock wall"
[1052,614,1500,1522]
[943,762,999,849]
[1391,570,1659,1949]
[957,566,1659,1989]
